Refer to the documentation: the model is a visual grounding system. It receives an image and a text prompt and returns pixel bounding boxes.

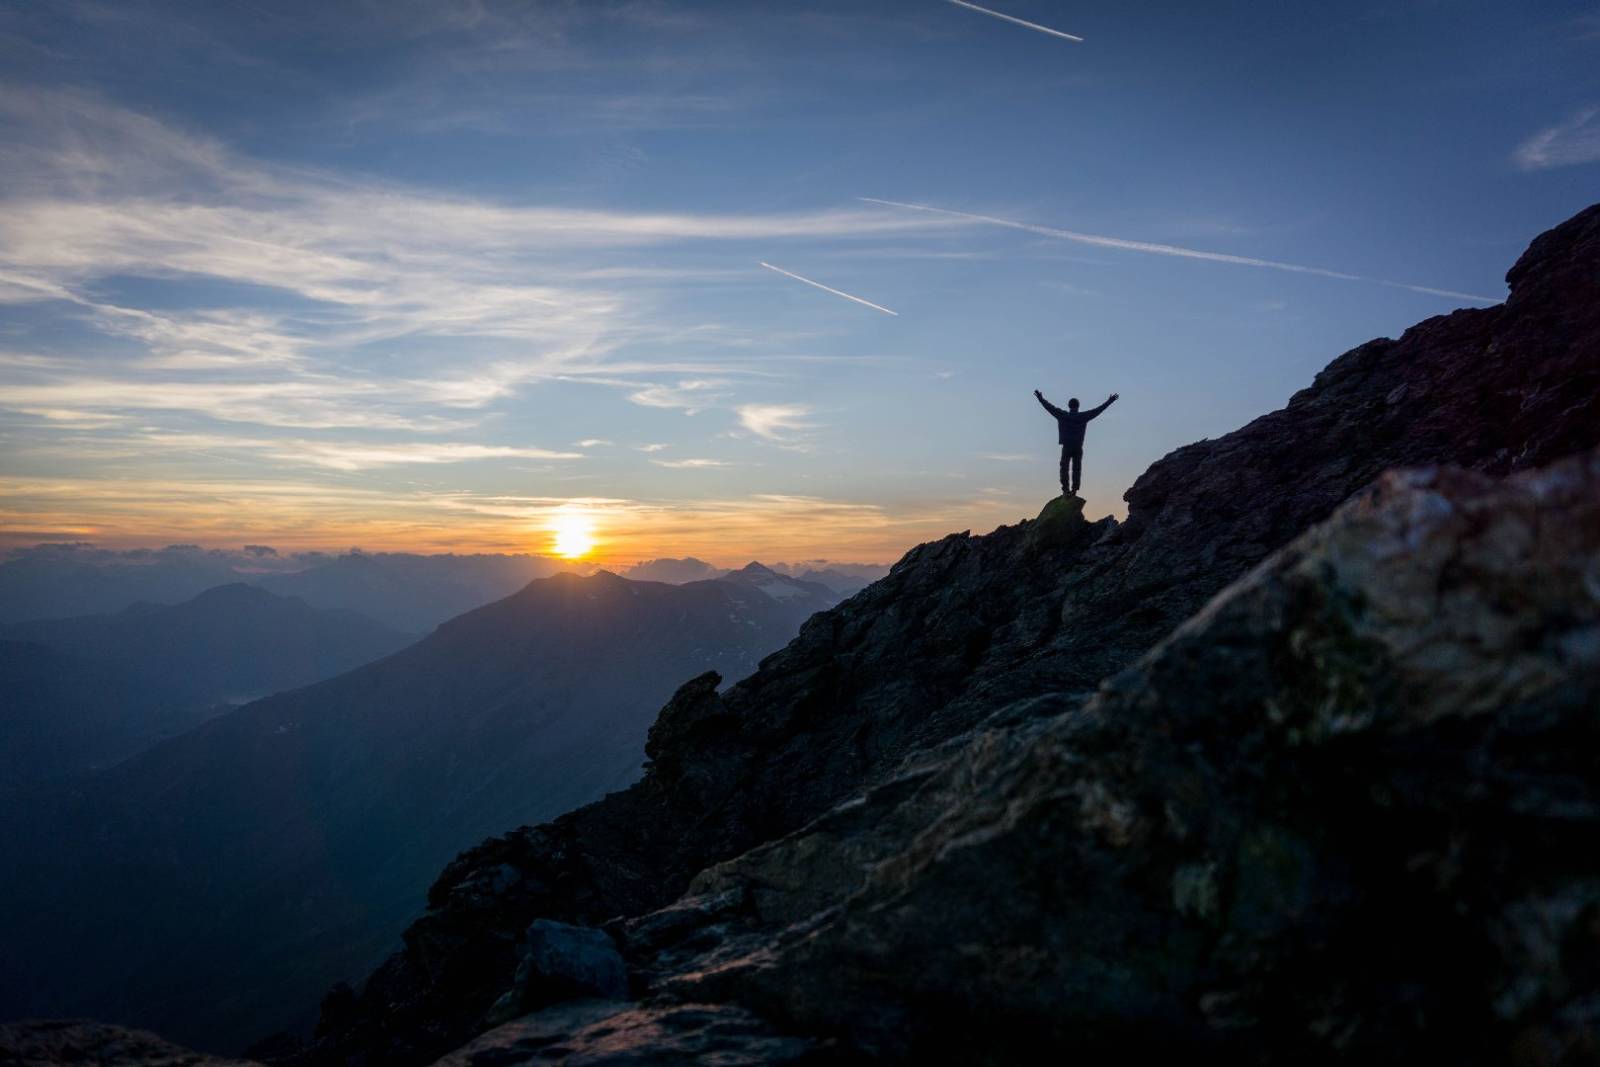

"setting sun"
[550,511,597,559]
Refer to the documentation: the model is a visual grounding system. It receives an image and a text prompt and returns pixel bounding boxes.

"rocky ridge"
[284,205,1600,1066]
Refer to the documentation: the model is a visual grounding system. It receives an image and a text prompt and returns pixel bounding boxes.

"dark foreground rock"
[430,1002,820,1067]
[293,203,1600,1067]
[0,1021,260,1067]
[650,449,1600,1062]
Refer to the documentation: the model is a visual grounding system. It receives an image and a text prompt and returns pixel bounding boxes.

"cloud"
[637,443,670,452]
[0,472,1051,564]
[650,458,731,469]
[1514,108,1600,171]
[19,428,584,472]
[279,442,585,472]
[736,403,814,440]
[626,379,729,412]
[0,376,479,431]
[576,438,613,447]
[0,89,955,437]
[859,198,1502,303]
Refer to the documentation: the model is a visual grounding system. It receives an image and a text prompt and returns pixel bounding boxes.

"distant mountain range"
[0,566,840,1050]
[0,546,254,623]
[0,585,417,786]
[618,557,725,584]
[620,557,887,598]
[1,548,885,629]
[253,553,576,633]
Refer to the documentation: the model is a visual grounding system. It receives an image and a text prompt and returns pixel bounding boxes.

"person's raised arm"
[1086,392,1119,419]
[1034,389,1063,417]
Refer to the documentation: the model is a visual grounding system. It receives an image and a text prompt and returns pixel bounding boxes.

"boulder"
[485,921,629,1026]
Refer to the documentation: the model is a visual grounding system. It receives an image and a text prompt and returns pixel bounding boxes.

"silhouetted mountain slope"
[0,640,200,787]
[293,203,1600,1066]
[0,570,832,1051]
[2,584,417,710]
[255,554,575,632]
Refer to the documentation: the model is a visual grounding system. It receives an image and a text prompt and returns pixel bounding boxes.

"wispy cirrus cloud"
[0,88,951,437]
[651,457,731,469]
[1514,107,1600,170]
[626,379,730,412]
[276,441,584,472]
[9,428,584,472]
[736,403,815,441]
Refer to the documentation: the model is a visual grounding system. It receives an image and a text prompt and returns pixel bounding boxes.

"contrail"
[858,198,1499,303]
[946,0,1084,43]
[759,262,899,316]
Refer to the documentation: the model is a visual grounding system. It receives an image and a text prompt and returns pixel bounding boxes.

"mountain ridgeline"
[0,567,839,1050]
[0,203,1596,1067]
[0,550,579,631]
[280,203,1600,1065]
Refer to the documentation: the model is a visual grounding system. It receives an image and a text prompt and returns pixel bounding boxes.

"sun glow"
[550,511,597,559]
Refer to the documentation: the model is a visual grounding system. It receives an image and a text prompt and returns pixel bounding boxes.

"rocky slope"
[654,449,1600,1062]
[281,204,1599,1065]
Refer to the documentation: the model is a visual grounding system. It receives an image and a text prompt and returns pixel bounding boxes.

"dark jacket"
[1037,394,1113,448]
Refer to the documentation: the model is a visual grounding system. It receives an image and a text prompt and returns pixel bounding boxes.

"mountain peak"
[1505,201,1600,302]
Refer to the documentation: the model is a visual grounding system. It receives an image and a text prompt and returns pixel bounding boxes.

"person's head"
[1067,398,1080,411]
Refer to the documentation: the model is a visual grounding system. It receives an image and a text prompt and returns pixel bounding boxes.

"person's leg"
[1059,446,1071,496]
[1070,449,1083,494]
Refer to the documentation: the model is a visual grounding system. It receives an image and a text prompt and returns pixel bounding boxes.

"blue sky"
[1,0,1596,564]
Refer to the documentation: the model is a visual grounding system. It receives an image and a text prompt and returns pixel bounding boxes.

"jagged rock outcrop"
[291,204,1600,1066]
[651,450,1600,1062]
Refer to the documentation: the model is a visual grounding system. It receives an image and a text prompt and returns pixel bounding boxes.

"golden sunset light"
[549,510,598,560]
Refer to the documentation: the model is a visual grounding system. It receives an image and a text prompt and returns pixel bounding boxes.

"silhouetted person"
[1035,389,1118,497]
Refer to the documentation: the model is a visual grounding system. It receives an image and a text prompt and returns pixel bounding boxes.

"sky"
[1,0,1596,566]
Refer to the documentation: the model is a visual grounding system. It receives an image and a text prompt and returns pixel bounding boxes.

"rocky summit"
[238,204,1598,1066]
[5,203,1595,1067]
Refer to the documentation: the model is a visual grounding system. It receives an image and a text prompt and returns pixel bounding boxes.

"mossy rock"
[1028,495,1088,548]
